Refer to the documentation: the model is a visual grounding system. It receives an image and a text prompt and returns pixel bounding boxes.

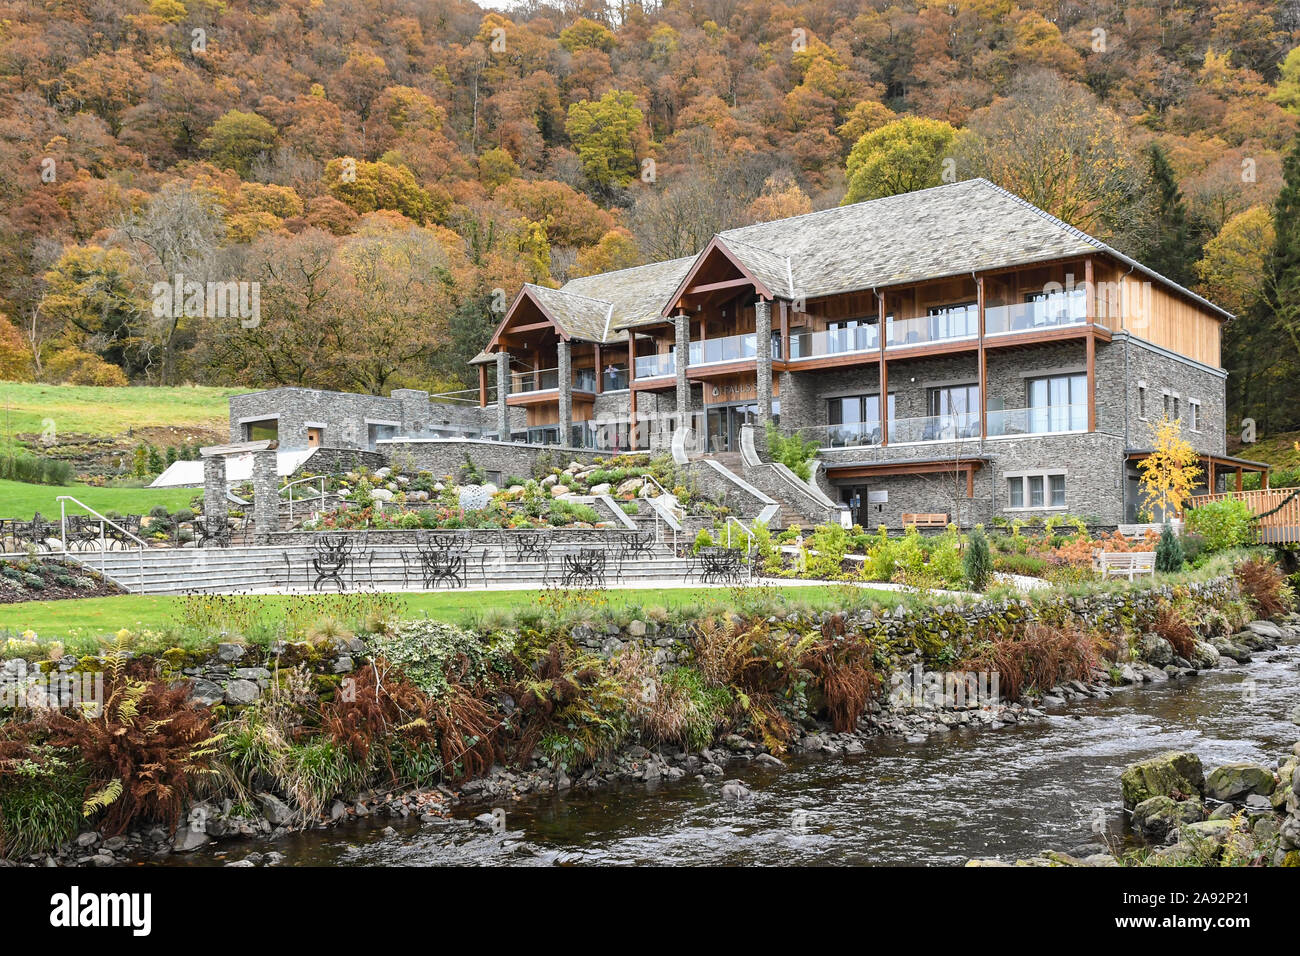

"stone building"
[227,178,1266,527]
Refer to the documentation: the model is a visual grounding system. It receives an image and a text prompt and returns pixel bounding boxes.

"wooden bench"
[901,513,949,529]
[1093,550,1156,580]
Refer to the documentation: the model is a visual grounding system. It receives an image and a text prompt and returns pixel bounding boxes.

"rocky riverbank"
[2,572,1290,868]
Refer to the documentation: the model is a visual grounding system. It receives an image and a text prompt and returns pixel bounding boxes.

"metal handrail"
[723,516,757,581]
[279,474,328,523]
[56,496,146,594]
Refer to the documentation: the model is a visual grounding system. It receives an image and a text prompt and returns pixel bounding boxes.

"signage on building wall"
[868,490,888,504]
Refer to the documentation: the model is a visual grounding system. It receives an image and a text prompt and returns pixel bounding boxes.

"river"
[167,642,1299,866]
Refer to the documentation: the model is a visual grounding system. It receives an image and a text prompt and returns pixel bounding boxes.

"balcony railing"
[508,366,600,394]
[635,351,676,379]
[686,331,785,366]
[797,420,885,449]
[788,324,879,361]
[985,289,1088,336]
[510,367,559,393]
[986,403,1087,436]
[886,309,978,350]
[889,411,982,443]
[689,331,755,366]
[601,365,630,391]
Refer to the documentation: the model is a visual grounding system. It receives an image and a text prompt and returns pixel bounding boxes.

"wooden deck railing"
[1187,487,1300,544]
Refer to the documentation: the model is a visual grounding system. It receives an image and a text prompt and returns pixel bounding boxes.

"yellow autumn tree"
[1137,415,1202,519]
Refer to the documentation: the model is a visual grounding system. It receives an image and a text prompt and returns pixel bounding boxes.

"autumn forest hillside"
[2,0,1300,437]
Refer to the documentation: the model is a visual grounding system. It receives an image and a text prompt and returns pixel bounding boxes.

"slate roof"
[490,178,1229,352]
[712,178,1232,320]
[506,257,696,344]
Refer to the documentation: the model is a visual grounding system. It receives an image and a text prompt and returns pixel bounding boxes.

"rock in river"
[1121,751,1205,810]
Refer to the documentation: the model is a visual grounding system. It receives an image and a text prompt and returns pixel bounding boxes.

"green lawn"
[0,585,901,649]
[0,479,198,520]
[0,382,239,439]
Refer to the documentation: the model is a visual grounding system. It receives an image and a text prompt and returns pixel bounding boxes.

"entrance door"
[307,427,322,448]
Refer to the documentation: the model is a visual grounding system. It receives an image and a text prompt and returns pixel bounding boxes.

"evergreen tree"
[1231,130,1300,435]
[963,525,993,591]
[1155,522,1185,573]
[1143,143,1202,287]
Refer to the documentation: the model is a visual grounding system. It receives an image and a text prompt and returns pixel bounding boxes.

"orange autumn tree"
[1137,415,1202,520]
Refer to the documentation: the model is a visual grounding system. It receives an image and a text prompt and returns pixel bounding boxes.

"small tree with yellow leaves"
[1138,415,1202,520]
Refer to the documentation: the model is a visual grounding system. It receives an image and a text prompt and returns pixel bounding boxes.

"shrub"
[1186,498,1255,553]
[0,739,88,858]
[1151,601,1197,660]
[0,452,72,486]
[963,622,1106,702]
[1236,555,1293,618]
[765,421,818,482]
[964,526,993,591]
[1154,523,1185,572]
[47,640,223,836]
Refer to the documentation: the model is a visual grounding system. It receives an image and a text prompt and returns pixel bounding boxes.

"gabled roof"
[708,178,1231,320]
[485,178,1230,356]
[560,256,697,337]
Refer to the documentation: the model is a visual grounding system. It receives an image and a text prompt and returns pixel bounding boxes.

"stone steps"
[78,544,704,594]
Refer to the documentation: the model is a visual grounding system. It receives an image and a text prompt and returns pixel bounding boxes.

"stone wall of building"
[229,387,511,451]
[1099,334,1227,457]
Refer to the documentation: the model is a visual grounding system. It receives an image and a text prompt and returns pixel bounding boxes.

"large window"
[927,384,980,418]
[1007,471,1067,510]
[827,393,895,425]
[1027,373,1087,432]
[826,393,894,446]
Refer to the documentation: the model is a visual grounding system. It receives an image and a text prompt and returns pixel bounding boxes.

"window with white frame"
[1006,471,1067,510]
[1137,382,1147,419]
[1189,399,1201,431]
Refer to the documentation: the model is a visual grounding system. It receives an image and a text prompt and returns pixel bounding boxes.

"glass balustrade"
[986,403,1088,436]
[634,351,676,379]
[788,324,879,360]
[985,289,1087,335]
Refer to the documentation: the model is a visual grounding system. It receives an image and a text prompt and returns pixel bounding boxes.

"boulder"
[256,792,294,827]
[589,483,611,496]
[1189,641,1220,670]
[1204,762,1275,803]
[720,780,752,802]
[1245,620,1284,640]
[1138,634,1174,667]
[615,477,644,496]
[1210,636,1252,664]
[215,643,245,662]
[223,679,261,706]
[1131,796,1202,841]
[188,678,224,706]
[370,488,395,502]
[1121,751,1205,809]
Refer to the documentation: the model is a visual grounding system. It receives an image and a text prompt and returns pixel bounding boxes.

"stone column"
[495,350,510,440]
[755,299,773,426]
[674,312,690,427]
[557,339,572,446]
[252,449,278,544]
[202,455,228,529]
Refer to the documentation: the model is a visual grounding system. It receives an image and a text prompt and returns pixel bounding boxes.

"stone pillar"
[674,312,690,427]
[755,299,773,426]
[202,455,228,528]
[252,449,278,544]
[495,350,510,440]
[557,339,572,446]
